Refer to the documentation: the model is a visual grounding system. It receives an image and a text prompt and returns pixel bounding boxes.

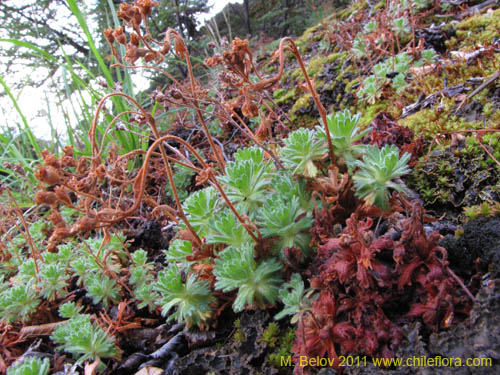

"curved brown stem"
[229,37,335,164]
[446,266,476,303]
[116,134,258,243]
[112,149,201,179]
[97,110,142,157]
[278,37,335,164]
[143,136,203,247]
[5,187,41,277]
[227,107,284,170]
[209,172,261,243]
[164,29,226,172]
[299,308,321,355]
[89,91,199,245]
[90,92,152,157]
[261,95,292,132]
[80,237,134,296]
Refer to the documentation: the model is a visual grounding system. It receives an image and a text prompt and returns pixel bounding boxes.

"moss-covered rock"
[273,88,298,106]
[353,101,391,128]
[288,93,317,128]
[295,23,323,51]
[447,8,500,48]
[407,140,500,221]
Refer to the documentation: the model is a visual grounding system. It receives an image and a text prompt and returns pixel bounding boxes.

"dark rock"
[452,100,484,123]
[428,280,500,375]
[487,86,500,111]
[415,24,455,54]
[169,310,283,375]
[117,353,150,374]
[129,220,171,251]
[441,216,500,279]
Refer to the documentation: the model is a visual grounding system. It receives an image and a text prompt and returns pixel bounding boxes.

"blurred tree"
[0,0,99,88]
[107,0,210,40]
[0,0,330,94]
[0,0,210,90]
[243,0,251,36]
[98,0,211,84]
[203,0,331,42]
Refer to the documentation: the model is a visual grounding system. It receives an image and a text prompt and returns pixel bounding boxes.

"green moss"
[338,0,368,20]
[412,72,443,98]
[441,22,455,36]
[394,50,500,140]
[489,109,500,126]
[290,112,318,129]
[288,52,348,91]
[399,108,440,137]
[296,23,323,51]
[399,99,486,140]
[265,64,276,74]
[345,77,361,93]
[289,94,318,128]
[452,8,500,47]
[291,93,312,112]
[273,88,297,106]
[307,55,329,77]
[408,140,500,216]
[273,88,286,98]
[290,67,302,81]
[481,131,500,151]
[259,322,280,348]
[463,202,500,221]
[353,101,390,128]
[268,327,296,367]
[443,55,500,88]
[233,318,245,343]
[327,51,347,65]
[315,79,326,90]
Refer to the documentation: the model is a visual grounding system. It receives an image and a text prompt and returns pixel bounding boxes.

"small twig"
[279,37,336,164]
[456,71,500,111]
[5,188,42,275]
[446,266,476,303]
[477,138,500,167]
[164,29,226,172]
[80,238,134,296]
[212,137,229,161]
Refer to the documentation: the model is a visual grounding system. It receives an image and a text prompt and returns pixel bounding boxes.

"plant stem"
[278,38,336,165]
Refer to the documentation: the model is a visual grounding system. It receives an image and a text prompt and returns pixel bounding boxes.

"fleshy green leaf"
[154,265,214,327]
[353,144,411,210]
[213,243,282,312]
[280,128,327,177]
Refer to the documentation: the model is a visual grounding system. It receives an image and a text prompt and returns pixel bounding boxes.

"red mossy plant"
[294,199,473,373]
[309,166,391,244]
[395,201,472,329]
[317,214,393,290]
[293,290,357,369]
